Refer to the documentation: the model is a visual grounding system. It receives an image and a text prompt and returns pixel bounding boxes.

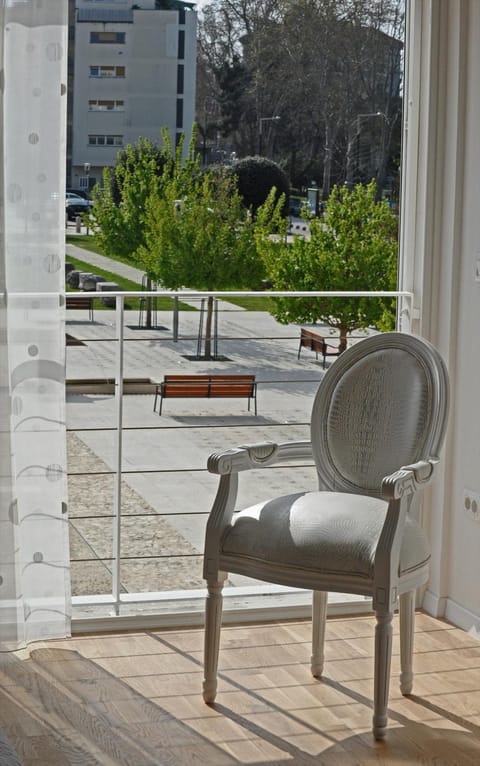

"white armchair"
[202,332,450,739]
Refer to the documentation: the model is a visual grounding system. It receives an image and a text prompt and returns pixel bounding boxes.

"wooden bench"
[298,328,341,368]
[153,374,257,415]
[66,295,94,321]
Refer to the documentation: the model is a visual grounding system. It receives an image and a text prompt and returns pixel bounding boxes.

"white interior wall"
[401,0,480,630]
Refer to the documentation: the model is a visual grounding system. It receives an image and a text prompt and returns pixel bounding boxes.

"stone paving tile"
[67,433,205,597]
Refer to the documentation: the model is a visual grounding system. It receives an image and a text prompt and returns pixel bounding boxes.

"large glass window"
[178,29,184,60]
[176,98,183,129]
[90,31,126,44]
[67,0,407,625]
[89,65,125,78]
[88,134,123,146]
[89,99,124,111]
[177,64,184,95]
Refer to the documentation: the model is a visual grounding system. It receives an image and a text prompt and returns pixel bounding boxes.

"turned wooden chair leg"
[399,590,415,695]
[203,577,225,703]
[373,610,394,739]
[311,590,328,677]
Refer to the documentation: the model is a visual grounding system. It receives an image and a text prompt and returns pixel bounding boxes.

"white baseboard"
[423,589,480,634]
[445,598,480,634]
[421,589,447,618]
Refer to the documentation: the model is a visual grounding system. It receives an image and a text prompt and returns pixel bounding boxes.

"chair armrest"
[204,440,314,579]
[381,457,440,500]
[207,440,313,475]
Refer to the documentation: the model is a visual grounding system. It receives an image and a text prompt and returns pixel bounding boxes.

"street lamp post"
[84,162,91,192]
[345,112,387,189]
[200,97,218,166]
[258,115,280,156]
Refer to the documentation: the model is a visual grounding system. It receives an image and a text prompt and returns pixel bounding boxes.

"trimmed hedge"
[229,156,290,215]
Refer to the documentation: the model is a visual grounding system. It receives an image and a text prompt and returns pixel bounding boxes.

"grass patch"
[67,234,146,269]
[66,235,272,312]
[66,234,105,256]
[226,295,275,311]
[65,254,195,311]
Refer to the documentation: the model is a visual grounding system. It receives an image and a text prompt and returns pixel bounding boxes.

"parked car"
[66,192,93,220]
[66,188,91,200]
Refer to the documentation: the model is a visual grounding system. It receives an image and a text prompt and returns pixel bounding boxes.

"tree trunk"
[345,126,358,190]
[145,277,152,329]
[322,126,333,198]
[339,327,348,353]
[204,295,214,360]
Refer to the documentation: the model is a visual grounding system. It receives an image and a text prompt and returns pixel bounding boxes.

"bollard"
[75,215,81,233]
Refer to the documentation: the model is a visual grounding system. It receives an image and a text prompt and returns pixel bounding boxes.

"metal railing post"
[173,295,179,342]
[112,294,125,615]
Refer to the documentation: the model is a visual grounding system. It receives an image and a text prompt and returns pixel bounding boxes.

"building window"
[178,30,185,60]
[89,99,124,111]
[89,65,125,78]
[177,64,184,95]
[178,8,186,25]
[90,31,126,44]
[176,99,183,129]
[88,134,123,146]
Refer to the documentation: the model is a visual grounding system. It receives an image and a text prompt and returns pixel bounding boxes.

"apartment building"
[68,0,197,190]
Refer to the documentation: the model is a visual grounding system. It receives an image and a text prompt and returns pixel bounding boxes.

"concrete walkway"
[66,230,246,312]
[66,240,145,284]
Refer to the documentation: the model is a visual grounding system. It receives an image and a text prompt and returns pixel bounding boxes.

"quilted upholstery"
[318,349,431,491]
[221,491,430,580]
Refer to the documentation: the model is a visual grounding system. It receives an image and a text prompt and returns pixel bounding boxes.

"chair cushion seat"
[221,491,430,580]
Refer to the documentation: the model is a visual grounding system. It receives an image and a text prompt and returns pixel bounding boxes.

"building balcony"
[66,289,412,630]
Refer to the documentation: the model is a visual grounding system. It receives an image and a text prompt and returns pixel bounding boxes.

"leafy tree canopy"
[255,180,398,350]
[198,0,404,192]
[138,165,266,291]
[90,131,198,267]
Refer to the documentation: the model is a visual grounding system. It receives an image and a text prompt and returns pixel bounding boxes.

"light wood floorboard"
[1,612,480,765]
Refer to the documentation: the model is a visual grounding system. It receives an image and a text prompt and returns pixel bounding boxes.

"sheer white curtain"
[0,2,70,649]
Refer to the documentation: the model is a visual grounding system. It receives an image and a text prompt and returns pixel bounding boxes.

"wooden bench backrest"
[163,374,255,382]
[300,329,326,352]
[163,381,211,398]
[162,374,256,398]
[66,296,93,307]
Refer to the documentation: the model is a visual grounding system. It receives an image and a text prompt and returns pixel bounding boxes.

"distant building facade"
[68,0,197,190]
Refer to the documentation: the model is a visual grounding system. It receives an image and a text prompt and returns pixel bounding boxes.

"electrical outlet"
[464,490,480,521]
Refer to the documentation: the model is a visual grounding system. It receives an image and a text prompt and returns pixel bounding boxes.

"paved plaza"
[65,237,334,601]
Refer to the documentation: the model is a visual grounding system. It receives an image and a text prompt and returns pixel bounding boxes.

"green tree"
[90,131,198,327]
[199,0,404,192]
[139,167,265,358]
[90,136,171,261]
[256,181,398,352]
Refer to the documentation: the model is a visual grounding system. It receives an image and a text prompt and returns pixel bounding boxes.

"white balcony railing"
[66,289,413,629]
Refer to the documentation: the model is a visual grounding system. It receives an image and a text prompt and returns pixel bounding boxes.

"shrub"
[229,156,289,216]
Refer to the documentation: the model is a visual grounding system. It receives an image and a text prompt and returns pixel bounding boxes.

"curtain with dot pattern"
[0,2,70,649]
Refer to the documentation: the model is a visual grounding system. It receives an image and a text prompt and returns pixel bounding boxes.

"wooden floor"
[1,612,480,765]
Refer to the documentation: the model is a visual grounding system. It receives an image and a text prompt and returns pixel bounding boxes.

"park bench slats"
[154,374,257,415]
[66,295,94,321]
[298,328,341,368]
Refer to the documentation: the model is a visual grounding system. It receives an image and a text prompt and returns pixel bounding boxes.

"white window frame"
[89,31,126,45]
[88,134,123,146]
[89,65,125,78]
